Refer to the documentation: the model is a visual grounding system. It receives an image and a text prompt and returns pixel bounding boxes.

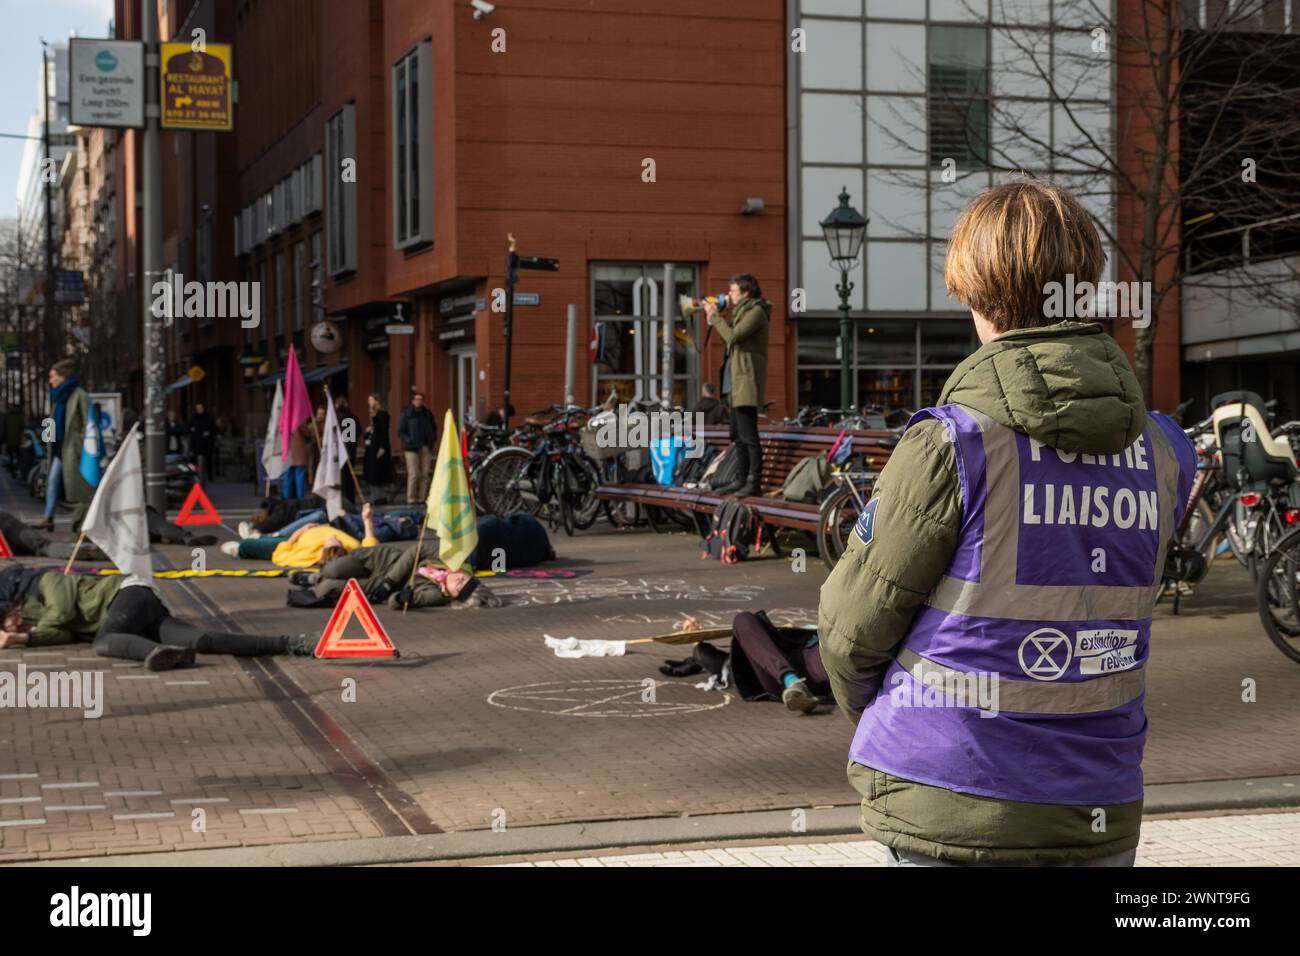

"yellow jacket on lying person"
[269,525,377,569]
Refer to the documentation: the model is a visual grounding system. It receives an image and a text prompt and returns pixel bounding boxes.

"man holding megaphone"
[702,274,771,497]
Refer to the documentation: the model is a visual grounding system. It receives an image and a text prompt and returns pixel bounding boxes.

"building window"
[392,41,433,250]
[928,25,989,168]
[325,108,356,274]
[292,243,305,332]
[590,263,699,408]
[275,254,286,337]
[310,232,323,322]
[795,318,978,422]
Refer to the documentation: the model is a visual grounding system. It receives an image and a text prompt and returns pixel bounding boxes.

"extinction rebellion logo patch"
[853,498,879,546]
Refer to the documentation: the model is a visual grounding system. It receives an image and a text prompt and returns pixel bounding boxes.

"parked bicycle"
[474,404,603,535]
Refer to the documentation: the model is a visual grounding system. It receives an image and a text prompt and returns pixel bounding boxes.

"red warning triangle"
[175,483,222,526]
[0,530,12,558]
[314,578,398,659]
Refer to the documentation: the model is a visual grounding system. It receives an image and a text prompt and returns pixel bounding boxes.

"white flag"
[81,422,155,589]
[261,380,285,482]
[312,401,346,520]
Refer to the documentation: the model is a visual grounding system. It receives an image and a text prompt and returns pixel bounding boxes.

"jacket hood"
[938,321,1146,455]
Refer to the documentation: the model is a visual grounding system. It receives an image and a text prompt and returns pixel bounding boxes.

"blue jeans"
[43,455,63,518]
[276,509,327,537]
[886,846,1137,867]
[281,465,307,500]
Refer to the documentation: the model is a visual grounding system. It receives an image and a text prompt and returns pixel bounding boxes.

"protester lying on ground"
[659,611,830,714]
[0,513,110,561]
[470,513,556,569]
[0,571,314,671]
[146,505,218,547]
[286,536,502,609]
[239,494,328,537]
[240,505,422,544]
[333,509,422,543]
[221,502,380,567]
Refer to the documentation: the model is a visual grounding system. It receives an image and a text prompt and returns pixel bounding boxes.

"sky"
[0,0,115,217]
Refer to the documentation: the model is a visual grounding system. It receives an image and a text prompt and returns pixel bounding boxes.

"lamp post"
[820,188,868,413]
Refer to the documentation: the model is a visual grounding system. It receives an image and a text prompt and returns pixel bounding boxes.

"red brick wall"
[1112,0,1182,414]
[377,0,788,423]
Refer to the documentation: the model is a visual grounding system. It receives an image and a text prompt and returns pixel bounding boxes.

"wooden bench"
[595,424,897,539]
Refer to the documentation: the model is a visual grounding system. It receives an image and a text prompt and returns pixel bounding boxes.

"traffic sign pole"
[142,0,166,513]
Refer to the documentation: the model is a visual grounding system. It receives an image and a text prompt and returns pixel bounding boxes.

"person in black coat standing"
[187,403,217,484]
[363,393,395,494]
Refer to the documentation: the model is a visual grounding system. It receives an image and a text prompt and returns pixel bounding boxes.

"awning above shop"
[249,362,348,387]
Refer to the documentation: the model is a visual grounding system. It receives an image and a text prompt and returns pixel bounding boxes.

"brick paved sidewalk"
[484,810,1300,867]
[4,473,1300,863]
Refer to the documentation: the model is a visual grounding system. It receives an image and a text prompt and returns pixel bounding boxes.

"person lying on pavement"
[222,501,380,567]
[0,571,315,671]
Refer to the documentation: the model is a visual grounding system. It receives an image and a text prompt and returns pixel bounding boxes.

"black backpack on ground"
[701,498,764,564]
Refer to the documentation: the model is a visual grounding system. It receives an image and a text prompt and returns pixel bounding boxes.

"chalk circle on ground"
[487,679,731,718]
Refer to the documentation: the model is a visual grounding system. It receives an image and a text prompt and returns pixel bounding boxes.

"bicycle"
[475,405,603,534]
[1256,513,1300,665]
[816,466,879,570]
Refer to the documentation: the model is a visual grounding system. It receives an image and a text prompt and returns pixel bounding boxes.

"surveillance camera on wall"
[472,0,496,18]
[740,197,765,216]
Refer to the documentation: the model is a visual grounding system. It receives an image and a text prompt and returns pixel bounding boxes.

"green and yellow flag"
[427,410,478,571]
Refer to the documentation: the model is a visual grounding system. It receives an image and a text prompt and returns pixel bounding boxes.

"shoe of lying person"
[782,679,819,715]
[144,646,198,672]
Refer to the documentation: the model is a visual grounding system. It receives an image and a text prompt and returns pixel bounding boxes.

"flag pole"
[401,522,427,615]
[62,532,86,575]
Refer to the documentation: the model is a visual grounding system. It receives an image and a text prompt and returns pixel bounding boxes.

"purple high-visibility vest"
[850,405,1197,806]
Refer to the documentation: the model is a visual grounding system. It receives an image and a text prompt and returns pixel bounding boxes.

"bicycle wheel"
[604,497,640,528]
[475,446,534,516]
[817,485,862,570]
[568,454,603,530]
[560,495,576,536]
[1257,525,1300,663]
[1248,504,1288,582]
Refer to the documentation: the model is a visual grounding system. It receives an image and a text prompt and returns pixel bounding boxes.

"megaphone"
[679,293,729,317]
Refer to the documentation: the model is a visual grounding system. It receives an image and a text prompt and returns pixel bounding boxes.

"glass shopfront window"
[796,317,977,422]
[591,263,699,408]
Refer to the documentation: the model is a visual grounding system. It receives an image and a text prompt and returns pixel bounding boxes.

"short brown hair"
[943,180,1105,333]
[51,358,77,379]
[729,274,762,299]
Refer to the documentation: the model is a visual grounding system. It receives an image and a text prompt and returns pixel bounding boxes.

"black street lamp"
[820,187,868,413]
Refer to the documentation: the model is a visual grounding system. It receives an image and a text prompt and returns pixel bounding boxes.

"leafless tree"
[870,0,1300,403]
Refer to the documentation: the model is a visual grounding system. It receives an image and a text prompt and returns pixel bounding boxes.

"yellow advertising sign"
[161,42,233,131]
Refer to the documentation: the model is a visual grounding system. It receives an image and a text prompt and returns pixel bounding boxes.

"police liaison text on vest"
[1022,435,1159,531]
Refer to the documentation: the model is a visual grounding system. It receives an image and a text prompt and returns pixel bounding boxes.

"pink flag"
[279,345,313,462]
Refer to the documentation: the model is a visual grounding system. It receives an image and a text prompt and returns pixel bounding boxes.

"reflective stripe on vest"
[924,408,1182,623]
[896,646,1146,715]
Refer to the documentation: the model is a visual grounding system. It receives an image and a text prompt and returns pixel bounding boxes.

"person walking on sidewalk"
[34,359,93,533]
[0,572,315,670]
[703,275,770,497]
[397,390,437,504]
[818,180,1198,867]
